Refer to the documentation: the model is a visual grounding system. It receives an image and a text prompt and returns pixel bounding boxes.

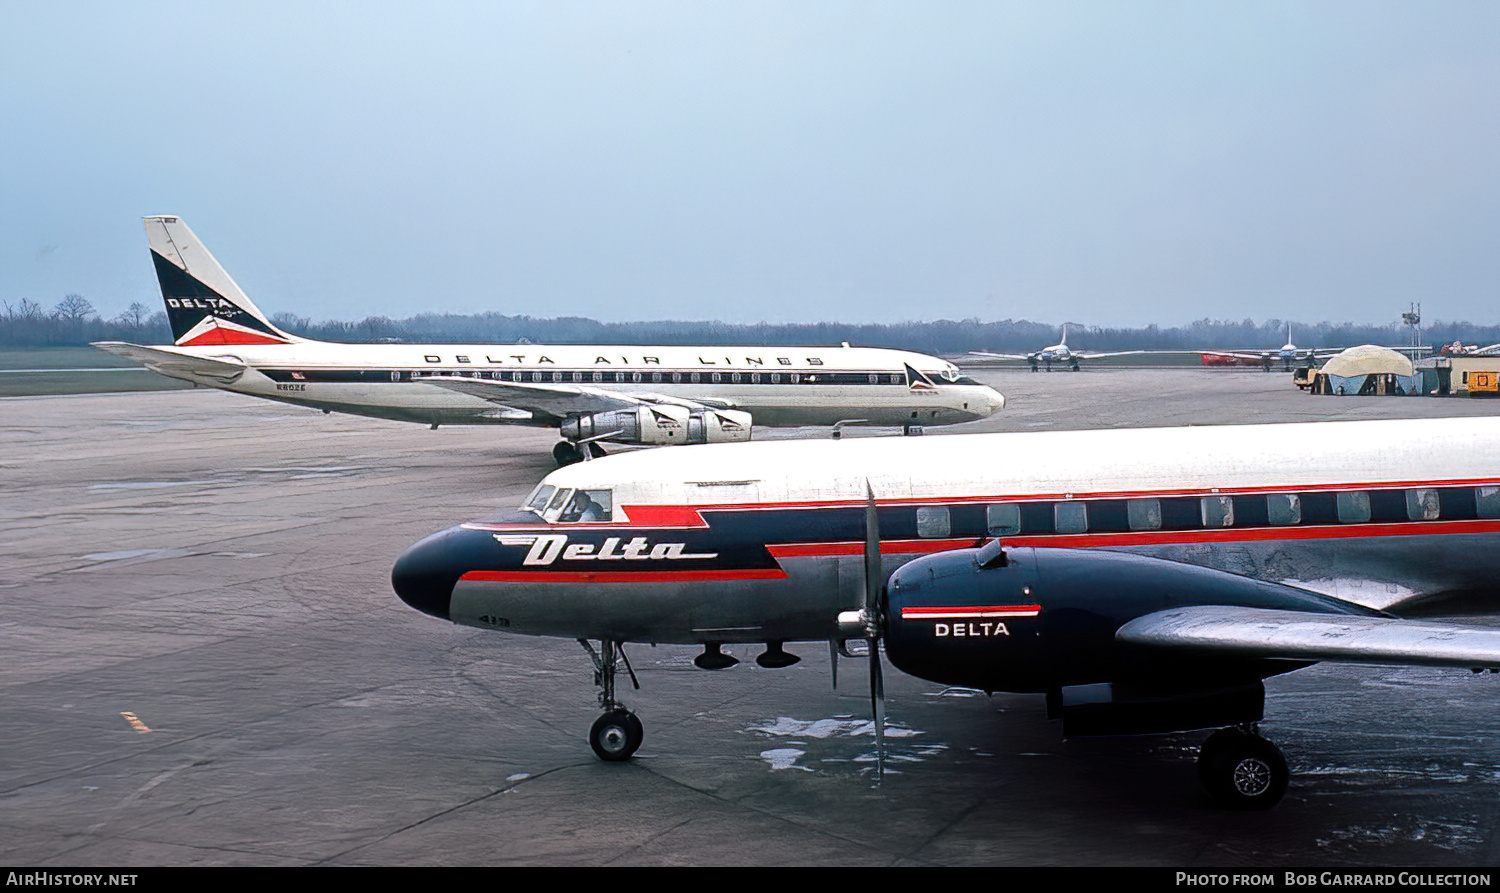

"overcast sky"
[3,1,1498,328]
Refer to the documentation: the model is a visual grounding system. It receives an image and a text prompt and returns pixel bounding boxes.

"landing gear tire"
[590,709,644,762]
[1199,727,1288,810]
[553,441,583,467]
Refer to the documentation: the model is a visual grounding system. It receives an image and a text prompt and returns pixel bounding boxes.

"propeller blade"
[863,481,881,613]
[863,479,887,781]
[869,631,885,781]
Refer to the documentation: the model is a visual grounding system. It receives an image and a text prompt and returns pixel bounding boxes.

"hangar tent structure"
[1308,346,1419,396]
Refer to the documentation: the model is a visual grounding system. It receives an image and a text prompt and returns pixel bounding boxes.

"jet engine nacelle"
[685,409,752,444]
[561,406,753,446]
[880,544,1376,735]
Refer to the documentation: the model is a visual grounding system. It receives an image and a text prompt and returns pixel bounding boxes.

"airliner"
[970,323,1154,371]
[95,217,1004,464]
[392,417,1500,807]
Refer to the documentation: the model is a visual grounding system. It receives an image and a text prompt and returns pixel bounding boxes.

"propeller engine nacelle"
[561,407,753,446]
[881,543,1371,735]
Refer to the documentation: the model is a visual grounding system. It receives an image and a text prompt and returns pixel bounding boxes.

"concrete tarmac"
[2,367,1499,866]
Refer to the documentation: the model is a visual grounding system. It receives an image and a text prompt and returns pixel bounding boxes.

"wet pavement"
[2,367,1498,866]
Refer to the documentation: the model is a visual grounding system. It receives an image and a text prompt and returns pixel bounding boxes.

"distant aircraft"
[393,416,1500,808]
[1196,325,1429,372]
[1439,340,1500,357]
[96,217,1004,465]
[969,323,1153,371]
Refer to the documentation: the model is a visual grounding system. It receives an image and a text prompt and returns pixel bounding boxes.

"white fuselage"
[142,340,1003,429]
[394,416,1500,644]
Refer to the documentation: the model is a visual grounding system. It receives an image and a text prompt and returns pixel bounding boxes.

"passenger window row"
[910,486,1500,538]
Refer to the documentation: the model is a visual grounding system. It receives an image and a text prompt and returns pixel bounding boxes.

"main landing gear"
[1196,724,1289,810]
[581,639,643,761]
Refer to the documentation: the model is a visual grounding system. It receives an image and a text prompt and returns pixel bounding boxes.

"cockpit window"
[523,484,556,515]
[556,489,613,523]
[545,488,574,517]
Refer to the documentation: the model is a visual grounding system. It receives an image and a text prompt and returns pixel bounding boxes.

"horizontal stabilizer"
[91,342,247,384]
[1117,605,1500,669]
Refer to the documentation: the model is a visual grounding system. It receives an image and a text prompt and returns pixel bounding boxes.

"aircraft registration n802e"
[93,217,1004,465]
[392,416,1500,808]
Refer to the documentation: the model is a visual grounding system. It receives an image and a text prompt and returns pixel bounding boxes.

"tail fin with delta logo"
[144,216,299,347]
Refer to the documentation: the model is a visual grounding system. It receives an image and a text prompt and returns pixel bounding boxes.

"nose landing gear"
[581,639,643,761]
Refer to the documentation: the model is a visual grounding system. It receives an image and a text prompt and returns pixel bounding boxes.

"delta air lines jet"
[96,217,1004,464]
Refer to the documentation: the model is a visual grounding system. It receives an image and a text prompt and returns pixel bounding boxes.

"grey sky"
[3,1,1498,327]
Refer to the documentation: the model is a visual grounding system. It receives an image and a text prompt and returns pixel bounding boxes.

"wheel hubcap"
[1232,757,1272,797]
[600,725,628,753]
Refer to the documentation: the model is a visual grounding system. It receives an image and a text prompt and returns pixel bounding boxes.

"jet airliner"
[393,417,1500,808]
[96,217,1004,464]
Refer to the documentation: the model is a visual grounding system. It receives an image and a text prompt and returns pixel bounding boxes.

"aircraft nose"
[976,386,1005,417]
[392,526,473,621]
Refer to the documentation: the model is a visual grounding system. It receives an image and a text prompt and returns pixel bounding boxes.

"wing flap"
[1117,606,1500,669]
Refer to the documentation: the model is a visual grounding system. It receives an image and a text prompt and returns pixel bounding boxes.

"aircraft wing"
[968,351,1033,361]
[91,341,247,383]
[421,376,735,421]
[1194,350,1269,361]
[1116,605,1500,669]
[1074,350,1154,359]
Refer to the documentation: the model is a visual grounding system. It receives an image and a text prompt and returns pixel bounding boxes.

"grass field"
[0,347,192,397]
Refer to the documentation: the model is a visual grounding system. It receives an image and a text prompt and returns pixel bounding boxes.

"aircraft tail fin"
[144,216,299,347]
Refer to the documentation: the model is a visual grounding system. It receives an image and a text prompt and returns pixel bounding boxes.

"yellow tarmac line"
[120,711,151,733]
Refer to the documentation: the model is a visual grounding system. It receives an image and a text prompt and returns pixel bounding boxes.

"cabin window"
[1477,486,1500,519]
[1054,501,1087,534]
[1337,491,1371,523]
[691,372,701,383]
[770,373,781,384]
[523,484,556,515]
[557,489,612,523]
[390,371,400,382]
[986,504,1021,536]
[916,506,951,538]
[1201,495,1234,528]
[672,372,681,383]
[1406,488,1441,521]
[572,372,583,382]
[869,374,879,384]
[1267,494,1301,525]
[731,372,740,383]
[633,372,642,383]
[651,372,662,383]
[531,372,543,382]
[790,373,801,384]
[592,372,603,382]
[552,372,563,382]
[1127,499,1162,531]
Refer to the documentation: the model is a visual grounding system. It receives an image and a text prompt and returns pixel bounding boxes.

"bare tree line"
[4,294,1498,354]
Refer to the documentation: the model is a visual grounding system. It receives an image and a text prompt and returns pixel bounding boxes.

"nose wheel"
[590,709,644,761]
[581,639,644,761]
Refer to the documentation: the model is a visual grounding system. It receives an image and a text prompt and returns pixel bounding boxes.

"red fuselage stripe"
[460,569,788,584]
